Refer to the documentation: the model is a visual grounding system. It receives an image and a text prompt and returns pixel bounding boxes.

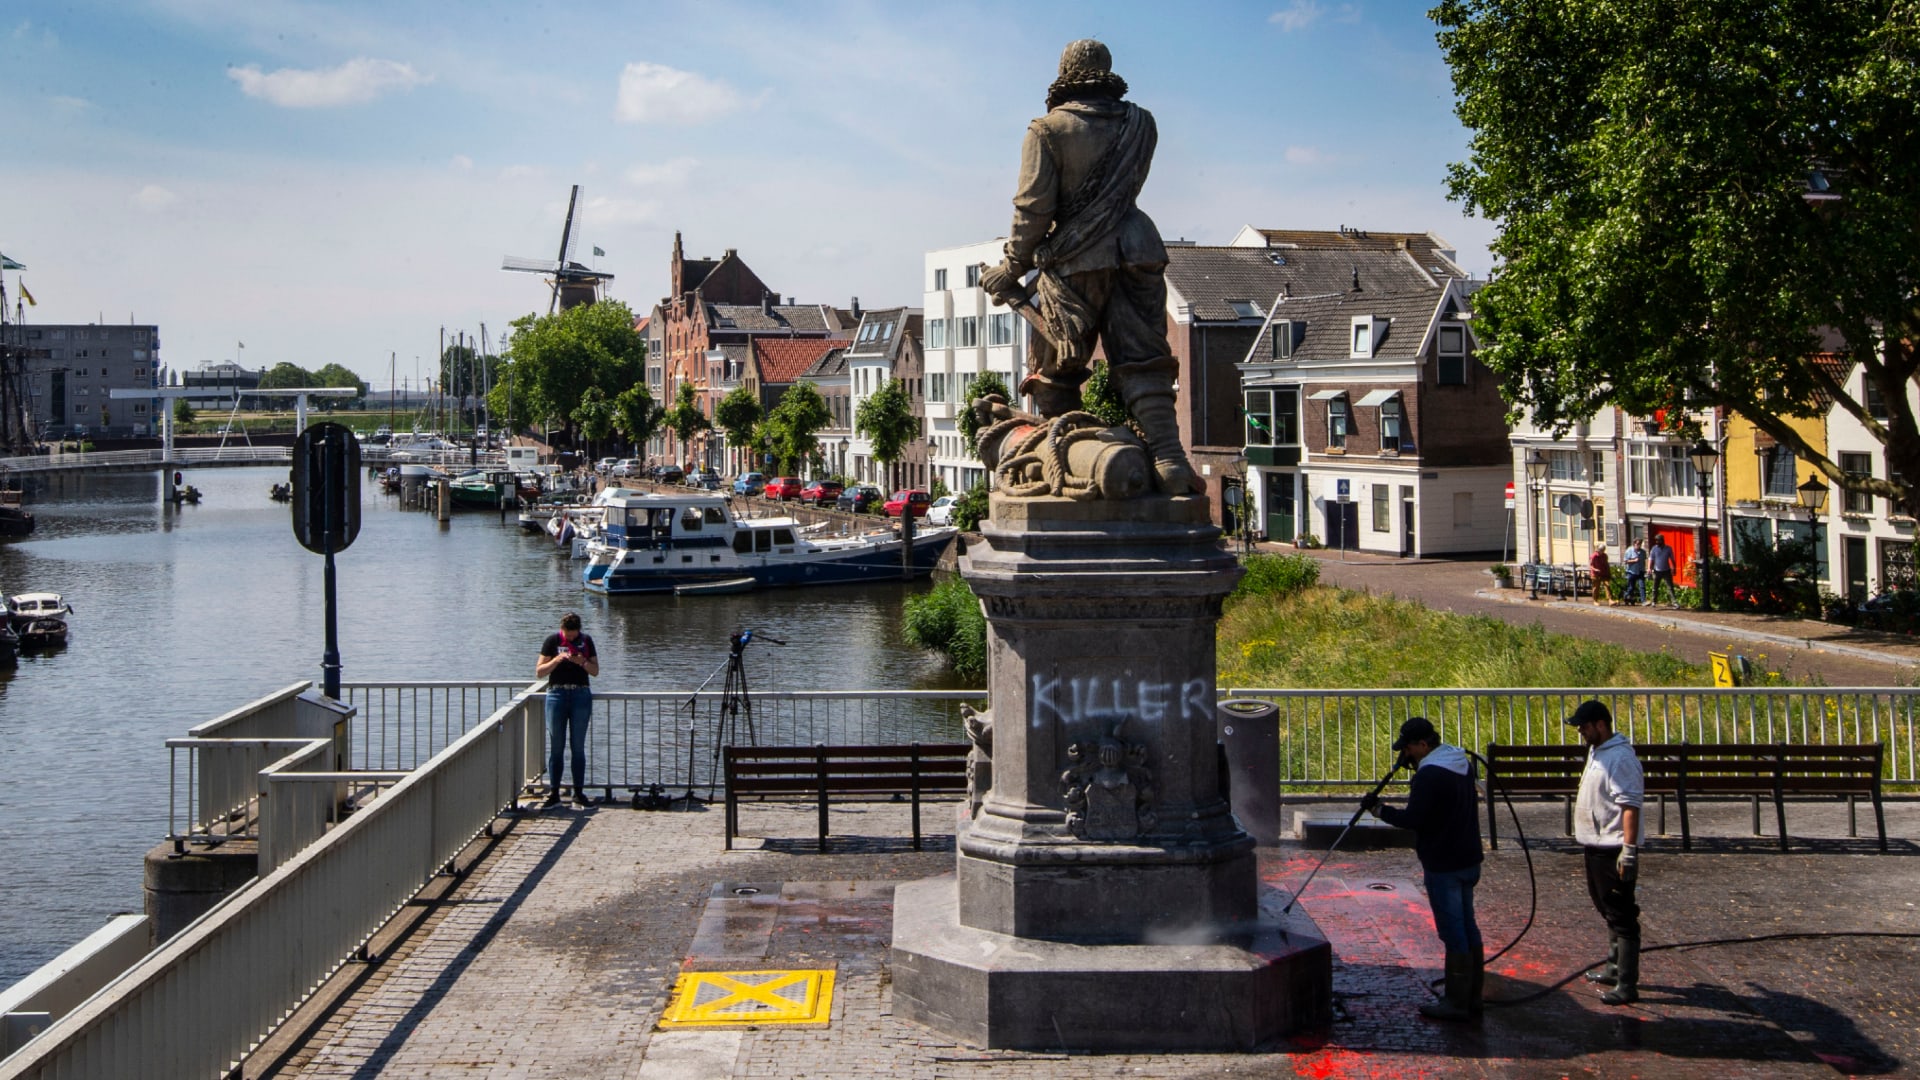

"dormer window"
[1270,320,1296,360]
[1437,323,1467,385]
[1350,316,1387,359]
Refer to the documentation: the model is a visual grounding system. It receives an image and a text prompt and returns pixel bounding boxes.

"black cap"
[1391,716,1440,752]
[1565,700,1613,728]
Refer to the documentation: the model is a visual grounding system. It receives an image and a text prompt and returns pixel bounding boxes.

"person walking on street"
[1621,539,1647,605]
[537,612,600,808]
[1647,535,1677,606]
[1362,717,1485,1021]
[1568,700,1644,1005]
[1590,545,1615,605]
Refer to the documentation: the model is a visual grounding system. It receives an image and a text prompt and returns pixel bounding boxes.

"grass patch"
[903,575,987,681]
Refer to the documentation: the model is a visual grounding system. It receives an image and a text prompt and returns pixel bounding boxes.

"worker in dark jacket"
[1362,716,1485,1021]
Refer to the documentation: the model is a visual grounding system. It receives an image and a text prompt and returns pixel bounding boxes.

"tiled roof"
[1245,289,1452,364]
[1167,246,1453,322]
[845,307,919,359]
[1243,229,1468,278]
[753,338,847,384]
[707,303,838,334]
[803,346,850,380]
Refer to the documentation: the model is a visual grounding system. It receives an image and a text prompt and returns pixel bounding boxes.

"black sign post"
[292,423,362,698]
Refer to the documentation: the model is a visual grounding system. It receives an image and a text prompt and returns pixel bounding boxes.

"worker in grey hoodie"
[1363,716,1485,1021]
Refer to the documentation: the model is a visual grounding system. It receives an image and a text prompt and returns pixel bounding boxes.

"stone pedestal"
[890,495,1332,1050]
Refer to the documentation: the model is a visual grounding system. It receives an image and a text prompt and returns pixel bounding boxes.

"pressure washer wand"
[1282,758,1407,914]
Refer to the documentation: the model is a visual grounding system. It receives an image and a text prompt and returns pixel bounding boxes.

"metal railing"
[0,447,294,474]
[0,690,542,1080]
[1217,686,1920,787]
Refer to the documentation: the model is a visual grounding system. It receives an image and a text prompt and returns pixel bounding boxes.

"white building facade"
[922,239,1026,494]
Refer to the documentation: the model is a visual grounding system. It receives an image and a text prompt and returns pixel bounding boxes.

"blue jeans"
[545,685,593,790]
[1424,865,1484,955]
[1623,572,1646,604]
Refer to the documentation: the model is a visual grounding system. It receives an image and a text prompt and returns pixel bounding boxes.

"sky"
[2,0,1498,390]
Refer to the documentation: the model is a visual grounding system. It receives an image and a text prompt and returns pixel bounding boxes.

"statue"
[961,703,993,819]
[976,40,1196,496]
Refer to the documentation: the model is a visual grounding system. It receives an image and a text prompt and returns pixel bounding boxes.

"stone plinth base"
[891,876,1332,1052]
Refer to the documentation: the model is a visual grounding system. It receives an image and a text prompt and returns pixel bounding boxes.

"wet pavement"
[1276,547,1920,688]
[263,794,1920,1079]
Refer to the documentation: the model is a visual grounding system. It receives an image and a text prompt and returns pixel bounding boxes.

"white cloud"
[227,58,430,108]
[450,154,474,171]
[623,157,699,188]
[1285,145,1330,166]
[583,195,661,227]
[1268,1,1324,32]
[132,185,178,210]
[614,62,746,125]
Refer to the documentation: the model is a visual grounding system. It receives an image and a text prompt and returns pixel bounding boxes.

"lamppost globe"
[1687,440,1720,612]
[1797,475,1829,517]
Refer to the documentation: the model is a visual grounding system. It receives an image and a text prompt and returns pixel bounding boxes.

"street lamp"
[1688,440,1720,611]
[1797,475,1829,519]
[1525,451,1549,599]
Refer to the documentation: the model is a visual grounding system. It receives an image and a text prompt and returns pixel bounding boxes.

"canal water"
[0,466,967,986]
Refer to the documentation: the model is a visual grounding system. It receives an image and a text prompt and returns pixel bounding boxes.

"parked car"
[836,484,884,514]
[595,457,619,474]
[799,480,845,506]
[610,458,645,478]
[927,494,959,526]
[732,472,767,496]
[884,490,933,518]
[764,476,804,501]
[687,469,722,490]
[652,464,685,484]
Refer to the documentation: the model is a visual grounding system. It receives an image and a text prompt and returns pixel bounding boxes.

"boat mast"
[388,351,395,430]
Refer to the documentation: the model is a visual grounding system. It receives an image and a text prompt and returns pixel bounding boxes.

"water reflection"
[0,465,966,984]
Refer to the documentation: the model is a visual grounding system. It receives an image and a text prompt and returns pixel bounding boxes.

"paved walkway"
[267,796,1920,1079]
[1275,547,1920,687]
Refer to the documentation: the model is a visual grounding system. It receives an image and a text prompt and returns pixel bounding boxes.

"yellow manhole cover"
[660,969,836,1027]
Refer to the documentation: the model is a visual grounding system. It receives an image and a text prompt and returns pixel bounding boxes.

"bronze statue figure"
[978,40,1196,496]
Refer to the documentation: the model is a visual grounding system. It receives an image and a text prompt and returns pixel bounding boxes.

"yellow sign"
[1709,652,1735,688]
[660,969,836,1027]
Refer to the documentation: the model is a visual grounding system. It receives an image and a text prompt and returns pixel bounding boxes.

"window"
[927,372,946,403]
[1549,449,1587,482]
[1379,397,1403,451]
[1628,442,1699,497]
[1372,485,1390,532]
[964,264,981,288]
[1228,300,1262,319]
[988,312,1015,346]
[934,268,948,291]
[1866,379,1892,422]
[1351,320,1372,358]
[1436,323,1467,384]
[927,319,946,348]
[1591,453,1606,483]
[1327,395,1348,449]
[1244,389,1273,447]
[1270,321,1295,360]
[1762,444,1797,498]
[1841,452,1873,514]
[960,373,976,401]
[955,316,979,348]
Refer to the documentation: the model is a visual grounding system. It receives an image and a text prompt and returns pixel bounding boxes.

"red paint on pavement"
[1291,1046,1368,1079]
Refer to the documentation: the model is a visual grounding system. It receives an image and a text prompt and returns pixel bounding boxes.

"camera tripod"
[673,628,783,806]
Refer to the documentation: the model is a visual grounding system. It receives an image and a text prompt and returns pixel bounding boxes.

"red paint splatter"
[1292,1046,1369,1080]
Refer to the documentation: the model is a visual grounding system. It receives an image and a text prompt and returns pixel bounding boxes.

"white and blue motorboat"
[581,491,955,594]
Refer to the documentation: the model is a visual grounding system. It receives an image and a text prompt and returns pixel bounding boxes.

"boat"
[6,592,71,648]
[675,577,756,596]
[580,491,956,595]
[448,471,513,510]
[0,486,33,538]
[269,483,292,502]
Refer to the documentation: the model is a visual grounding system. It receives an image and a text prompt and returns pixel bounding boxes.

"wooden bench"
[1484,742,1886,853]
[723,743,970,852]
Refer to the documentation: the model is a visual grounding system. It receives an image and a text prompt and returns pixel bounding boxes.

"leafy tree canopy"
[663,380,712,455]
[714,385,764,453]
[614,385,663,452]
[959,371,1011,454]
[502,300,646,439]
[1433,0,1920,508]
[856,378,918,465]
[572,386,615,454]
[257,362,315,391]
[311,363,368,410]
[762,380,832,474]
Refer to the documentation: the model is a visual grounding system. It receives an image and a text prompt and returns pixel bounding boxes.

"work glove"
[1358,792,1380,814]
[1616,844,1638,883]
[979,259,1029,307]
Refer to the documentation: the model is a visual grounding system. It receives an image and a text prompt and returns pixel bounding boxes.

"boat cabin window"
[733,531,755,554]
[704,507,728,526]
[773,528,796,546]
[679,508,704,532]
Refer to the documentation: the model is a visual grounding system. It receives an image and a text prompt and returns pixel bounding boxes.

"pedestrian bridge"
[0,445,503,479]
[1,680,1914,1078]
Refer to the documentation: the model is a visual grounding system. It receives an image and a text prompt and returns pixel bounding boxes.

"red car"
[799,480,844,506]
[884,490,932,517]
[764,476,805,500]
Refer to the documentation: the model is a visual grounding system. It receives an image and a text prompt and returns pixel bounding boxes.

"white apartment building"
[922,239,1026,493]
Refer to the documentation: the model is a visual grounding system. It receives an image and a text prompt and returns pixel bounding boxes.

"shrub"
[1230,552,1321,602]
[902,575,987,680]
[952,480,990,532]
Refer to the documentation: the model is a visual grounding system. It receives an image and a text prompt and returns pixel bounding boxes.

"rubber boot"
[1601,938,1639,1005]
[1124,391,1198,494]
[1419,951,1474,1022]
[1467,943,1485,1019]
[1585,933,1620,986]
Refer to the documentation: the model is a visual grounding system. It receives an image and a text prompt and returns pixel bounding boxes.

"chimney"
[851,296,862,319]
[762,290,773,317]
[1351,266,1361,292]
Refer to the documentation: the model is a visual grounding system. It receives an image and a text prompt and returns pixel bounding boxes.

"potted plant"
[1489,563,1514,588]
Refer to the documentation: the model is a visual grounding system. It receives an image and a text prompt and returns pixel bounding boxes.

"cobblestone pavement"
[1275,546,1920,687]
[278,795,1920,1079]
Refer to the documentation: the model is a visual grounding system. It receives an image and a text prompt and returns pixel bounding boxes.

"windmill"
[500,185,615,314]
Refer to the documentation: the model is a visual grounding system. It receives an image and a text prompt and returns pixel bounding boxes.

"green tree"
[614,385,664,454]
[1433,1,1920,510]
[959,371,1011,454]
[173,399,195,425]
[856,377,918,488]
[502,299,646,442]
[662,380,711,464]
[439,340,477,402]
[761,380,831,474]
[572,386,616,458]
[714,385,764,470]
[486,359,531,435]
[257,362,315,390]
[1082,362,1128,428]
[311,363,368,410]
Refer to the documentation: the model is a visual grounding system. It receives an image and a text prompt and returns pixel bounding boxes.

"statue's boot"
[1125,390,1198,494]
[1020,373,1083,418]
